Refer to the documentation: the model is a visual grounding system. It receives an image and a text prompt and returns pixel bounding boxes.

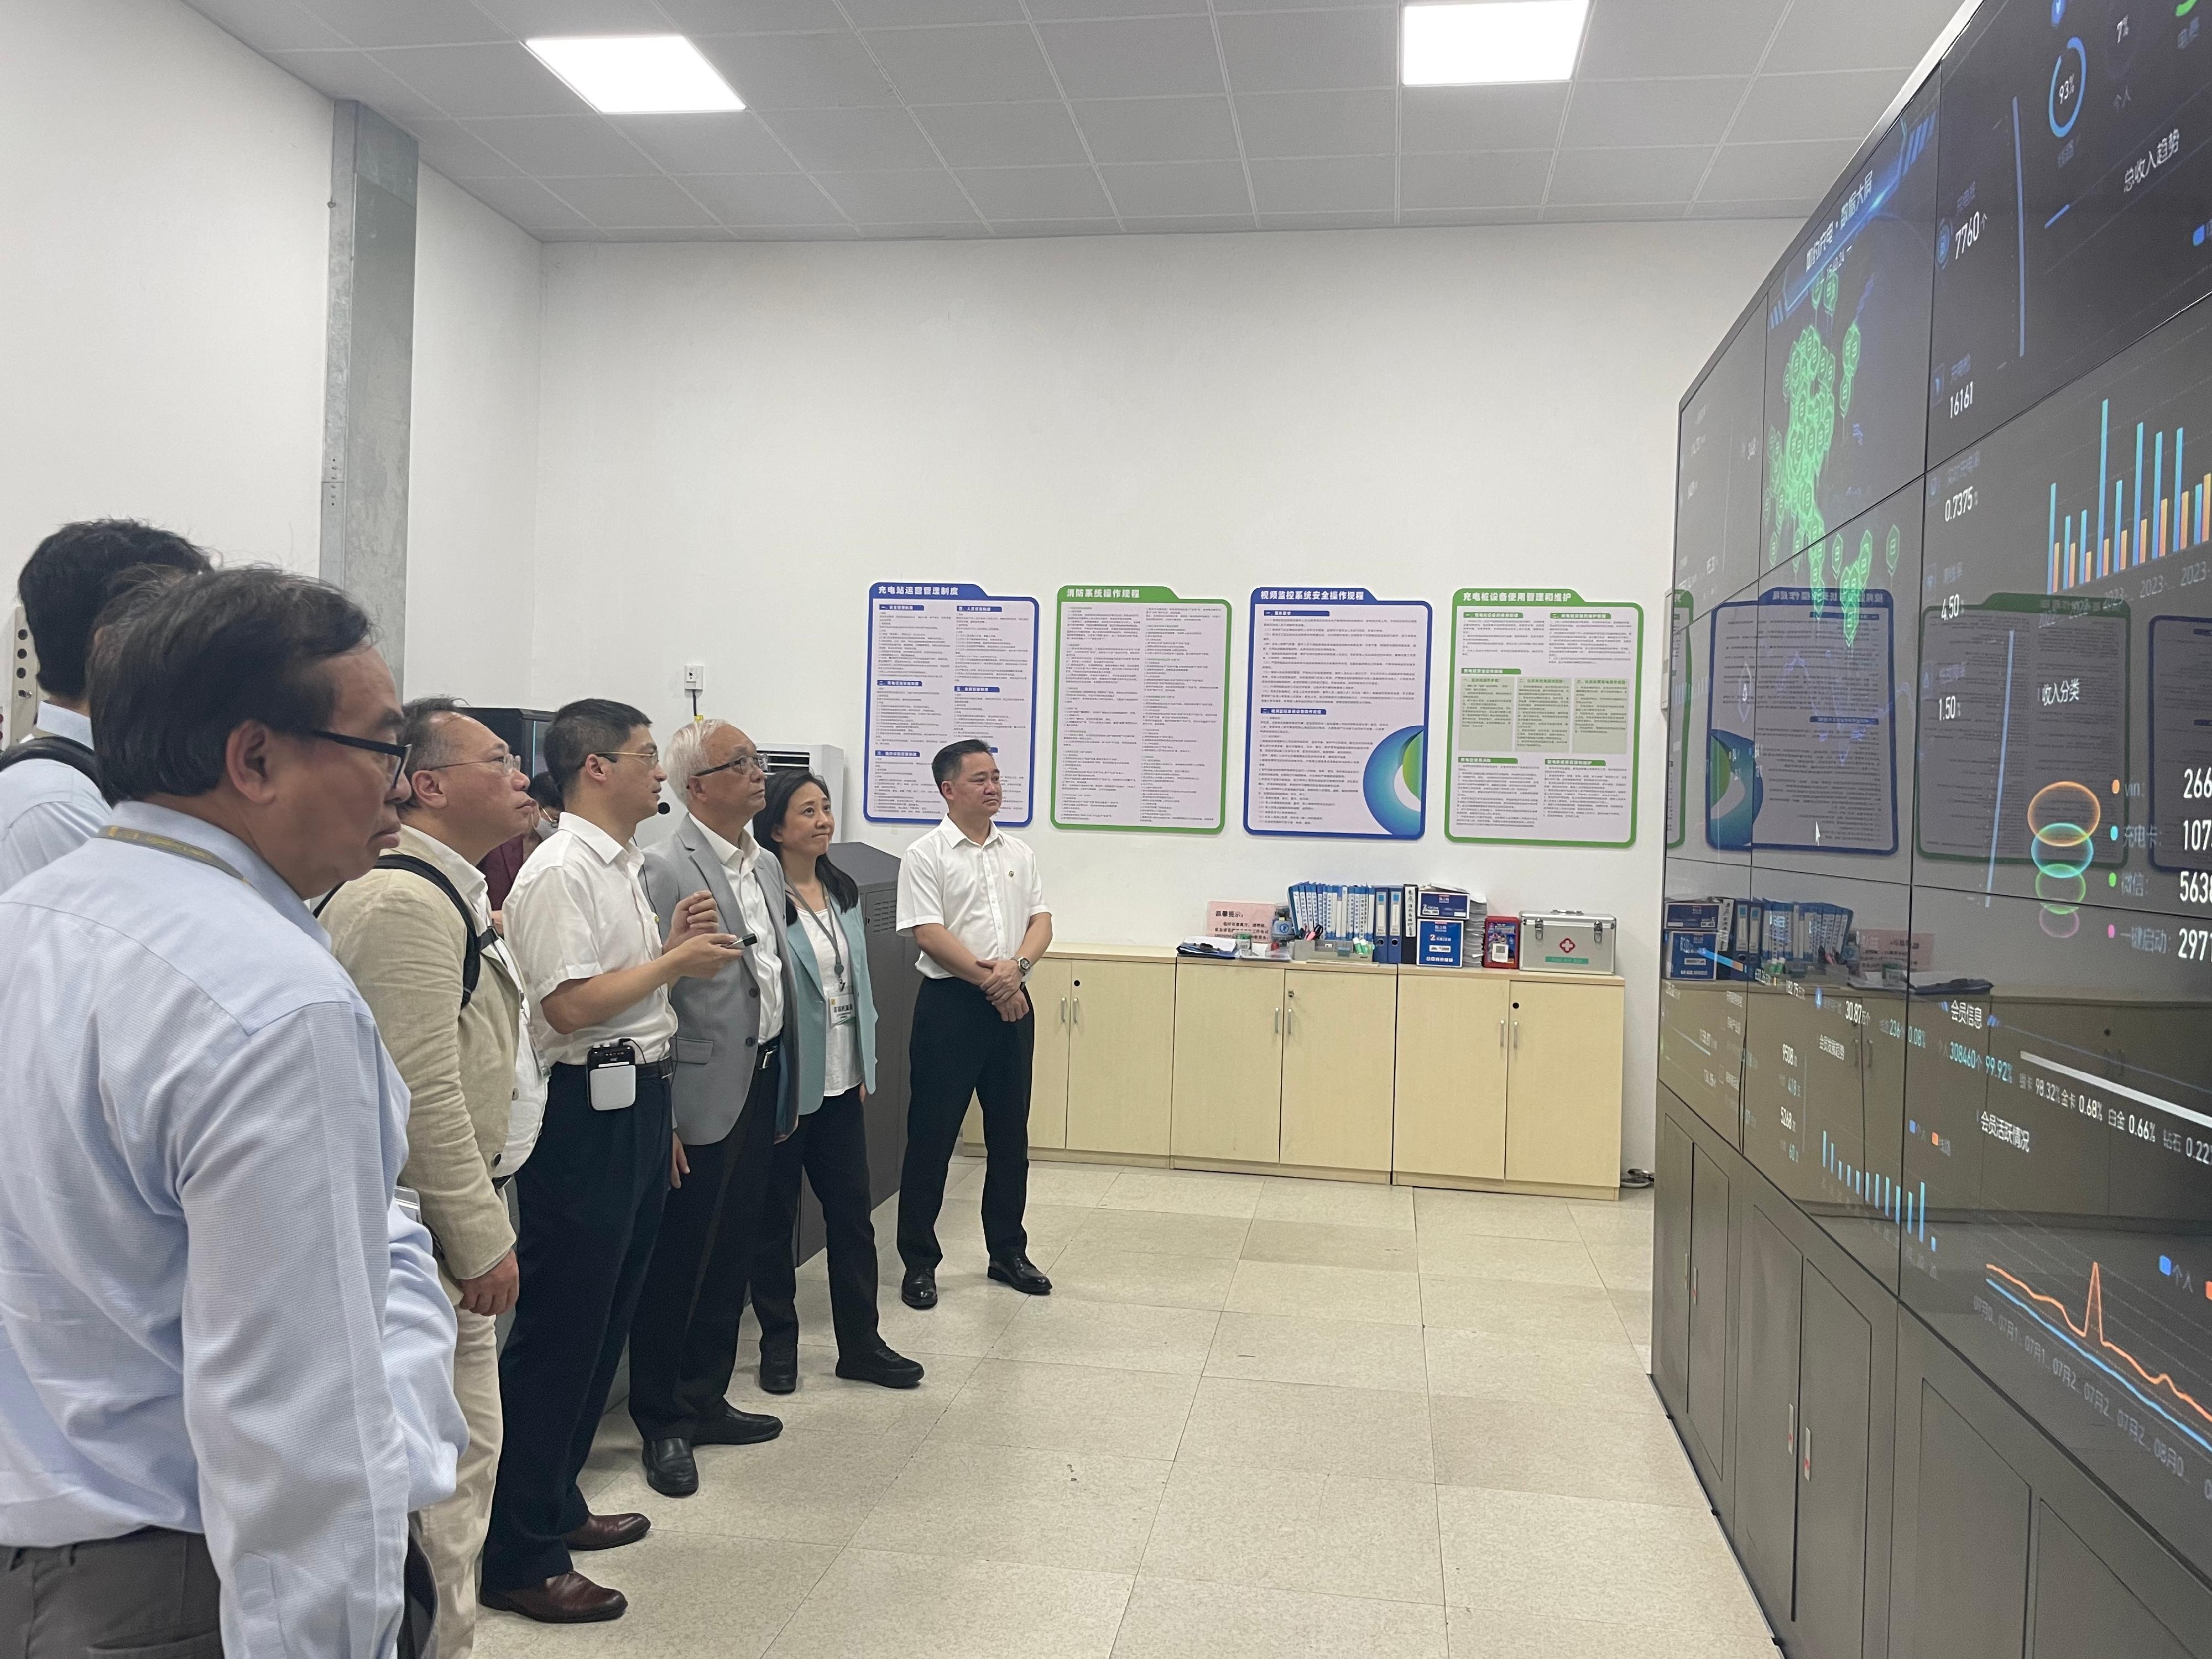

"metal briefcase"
[1522,910,1616,975]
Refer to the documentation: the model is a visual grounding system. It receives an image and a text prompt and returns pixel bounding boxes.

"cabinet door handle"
[1073,997,1082,1027]
[1498,1018,1506,1048]
[1787,1402,1795,1456]
[1802,1425,1813,1481]
[1511,1020,1521,1050]
[1691,1266,1699,1305]
[1274,1007,1281,1035]
[1059,996,1068,1026]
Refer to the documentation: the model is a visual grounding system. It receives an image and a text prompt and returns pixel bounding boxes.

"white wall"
[0,0,330,589]
[406,169,544,701]
[530,222,1792,1168]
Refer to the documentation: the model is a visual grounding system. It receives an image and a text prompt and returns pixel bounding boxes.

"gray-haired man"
[627,719,795,1499]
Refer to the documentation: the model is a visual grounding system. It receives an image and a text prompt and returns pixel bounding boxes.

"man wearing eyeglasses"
[482,700,744,1625]
[320,698,541,1659]
[627,719,793,1499]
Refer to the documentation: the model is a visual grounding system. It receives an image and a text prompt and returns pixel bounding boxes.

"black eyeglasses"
[692,752,765,781]
[310,729,412,789]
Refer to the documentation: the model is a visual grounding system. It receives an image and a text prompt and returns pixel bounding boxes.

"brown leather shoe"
[480,1572,627,1623]
[564,1511,651,1551]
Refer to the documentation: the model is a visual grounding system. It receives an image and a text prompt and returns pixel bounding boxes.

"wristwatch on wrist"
[1017,956,1033,981]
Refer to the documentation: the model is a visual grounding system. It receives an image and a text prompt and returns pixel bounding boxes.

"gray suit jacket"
[640,814,800,1145]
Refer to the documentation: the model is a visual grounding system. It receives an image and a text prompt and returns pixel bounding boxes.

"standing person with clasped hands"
[481,700,743,1626]
[748,768,924,1392]
[894,739,1055,1312]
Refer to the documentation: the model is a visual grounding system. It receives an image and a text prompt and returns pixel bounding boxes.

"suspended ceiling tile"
[1234,89,1398,159]
[1034,15,1228,100]
[1217,7,1397,95]
[1698,136,1863,201]
[1097,158,1253,217]
[1247,153,1396,215]
[1400,84,1569,155]
[609,112,800,175]
[371,42,587,118]
[1561,77,1749,149]
[1397,149,1553,212]
[813,168,983,225]
[863,24,1061,106]
[760,106,941,171]
[460,115,660,178]
[1546,143,1714,206]
[957,164,1116,221]
[911,101,1091,169]
[1071,97,1241,165]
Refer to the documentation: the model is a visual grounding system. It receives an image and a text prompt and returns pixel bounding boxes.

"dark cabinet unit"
[1688,1142,1733,1490]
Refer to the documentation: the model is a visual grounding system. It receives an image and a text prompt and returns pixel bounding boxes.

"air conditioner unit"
[759,743,847,827]
[7,604,37,748]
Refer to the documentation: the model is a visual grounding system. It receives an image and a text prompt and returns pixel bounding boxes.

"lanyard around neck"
[797,891,848,986]
[98,824,248,884]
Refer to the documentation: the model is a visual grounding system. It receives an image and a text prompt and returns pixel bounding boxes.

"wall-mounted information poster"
[1446,589,1643,847]
[863,582,1039,826]
[1051,586,1230,833]
[1243,588,1431,840]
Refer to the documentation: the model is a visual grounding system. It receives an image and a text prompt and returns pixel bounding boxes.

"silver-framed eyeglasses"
[692,751,765,780]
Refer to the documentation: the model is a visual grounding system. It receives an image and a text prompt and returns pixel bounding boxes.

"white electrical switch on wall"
[682,662,706,692]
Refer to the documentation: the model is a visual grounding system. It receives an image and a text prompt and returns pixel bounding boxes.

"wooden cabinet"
[1024,958,1079,1150]
[1392,972,1512,1181]
[1170,964,1285,1164]
[1280,969,1397,1174]
[1504,978,1625,1191]
[1065,959,1175,1156]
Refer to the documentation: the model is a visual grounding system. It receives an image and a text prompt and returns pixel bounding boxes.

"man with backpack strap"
[0,520,208,890]
[322,697,542,1659]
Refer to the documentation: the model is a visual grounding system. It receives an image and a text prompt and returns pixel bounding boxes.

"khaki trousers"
[419,1281,502,1659]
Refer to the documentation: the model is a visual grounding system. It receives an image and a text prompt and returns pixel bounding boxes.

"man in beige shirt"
[322,697,541,1659]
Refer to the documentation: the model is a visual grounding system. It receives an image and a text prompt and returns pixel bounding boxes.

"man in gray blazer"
[627,719,799,1498]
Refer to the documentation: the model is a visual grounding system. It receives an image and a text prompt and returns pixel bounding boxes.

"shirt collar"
[36,702,92,748]
[691,814,758,873]
[108,801,328,945]
[939,815,1003,851]
[556,811,638,869]
[396,822,491,916]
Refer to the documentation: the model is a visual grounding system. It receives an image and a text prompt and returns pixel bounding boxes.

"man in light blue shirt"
[0,519,208,889]
[0,566,466,1659]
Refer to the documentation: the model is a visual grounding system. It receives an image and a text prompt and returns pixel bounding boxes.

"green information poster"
[1051,586,1231,834]
[1444,587,1644,847]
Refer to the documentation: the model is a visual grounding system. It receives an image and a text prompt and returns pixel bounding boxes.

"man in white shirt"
[0,519,208,889]
[321,699,542,1659]
[485,700,743,1625]
[629,719,792,1499]
[894,739,1055,1311]
[0,565,466,1659]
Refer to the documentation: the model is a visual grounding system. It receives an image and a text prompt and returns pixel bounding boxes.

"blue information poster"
[1243,588,1431,840]
[864,582,1039,826]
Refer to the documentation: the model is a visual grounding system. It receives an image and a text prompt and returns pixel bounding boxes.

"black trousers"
[752,1088,882,1360]
[484,1063,671,1593]
[1,1529,218,1659]
[627,1046,782,1443]
[897,977,1034,1271]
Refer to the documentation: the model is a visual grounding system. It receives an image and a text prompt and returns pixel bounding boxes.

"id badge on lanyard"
[828,985,858,1030]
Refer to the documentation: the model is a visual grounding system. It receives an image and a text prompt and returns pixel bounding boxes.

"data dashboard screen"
[1929,0,2212,463]
[1898,886,2212,1579]
[1677,310,1768,617]
[1917,293,2212,919]
[1764,90,1940,570]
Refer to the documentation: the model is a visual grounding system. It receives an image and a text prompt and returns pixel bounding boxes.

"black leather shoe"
[481,1572,627,1623]
[988,1253,1053,1295]
[836,1343,925,1389]
[691,1406,782,1446]
[564,1511,650,1551]
[901,1265,937,1309]
[641,1437,697,1498]
[759,1347,799,1395]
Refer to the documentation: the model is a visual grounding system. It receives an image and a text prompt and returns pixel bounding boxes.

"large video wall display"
[1764,84,1939,573]
[1676,309,1767,618]
[1930,0,2212,465]
[1668,0,2212,1582]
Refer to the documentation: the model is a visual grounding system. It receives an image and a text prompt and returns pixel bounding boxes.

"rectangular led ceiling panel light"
[1401,1,1589,86]
[525,34,743,114]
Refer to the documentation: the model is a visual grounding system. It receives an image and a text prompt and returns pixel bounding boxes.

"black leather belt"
[641,1055,675,1081]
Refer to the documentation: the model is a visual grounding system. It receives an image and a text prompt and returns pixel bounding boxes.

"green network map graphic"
[1796,517,1902,648]
[1767,258,1862,573]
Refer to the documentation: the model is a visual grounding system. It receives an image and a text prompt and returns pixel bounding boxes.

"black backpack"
[0,732,102,793]
[316,854,493,1009]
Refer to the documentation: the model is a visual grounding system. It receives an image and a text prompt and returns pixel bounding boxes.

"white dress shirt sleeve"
[382,1196,468,1510]
[895,834,944,932]
[172,1000,458,1659]
[508,855,608,998]
[1021,848,1048,924]
[0,791,106,891]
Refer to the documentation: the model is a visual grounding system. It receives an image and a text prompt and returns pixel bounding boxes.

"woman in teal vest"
[748,770,924,1394]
